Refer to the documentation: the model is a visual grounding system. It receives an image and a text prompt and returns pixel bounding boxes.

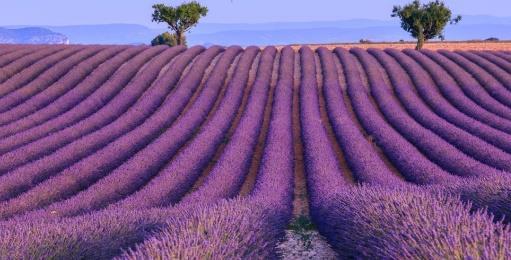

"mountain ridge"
[3,15,511,45]
[0,27,68,44]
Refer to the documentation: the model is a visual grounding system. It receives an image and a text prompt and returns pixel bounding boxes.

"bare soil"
[238,51,278,196]
[291,51,310,217]
[314,52,355,184]
[281,41,511,51]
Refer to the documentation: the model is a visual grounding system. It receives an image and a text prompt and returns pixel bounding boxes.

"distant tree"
[151,32,187,46]
[391,0,461,50]
[151,1,208,46]
[485,37,499,42]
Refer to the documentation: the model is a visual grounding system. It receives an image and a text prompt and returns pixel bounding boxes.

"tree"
[151,32,187,47]
[391,0,461,50]
[151,1,208,46]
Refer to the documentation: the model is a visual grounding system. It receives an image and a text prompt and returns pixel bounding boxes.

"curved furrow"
[317,47,402,186]
[0,46,80,96]
[0,46,164,154]
[244,50,292,192]
[2,45,511,257]
[181,48,283,205]
[300,46,352,239]
[315,51,356,183]
[7,46,219,219]
[0,46,62,89]
[0,47,184,201]
[0,45,55,69]
[0,44,20,51]
[287,48,311,216]
[0,45,22,58]
[385,49,511,154]
[185,50,264,196]
[83,47,243,210]
[353,48,500,178]
[347,51,407,178]
[404,49,511,134]
[439,50,511,109]
[247,44,294,239]
[0,46,123,125]
[238,51,283,198]
[112,46,259,210]
[335,48,454,185]
[22,46,241,218]
[421,49,511,121]
[0,46,144,138]
[0,46,104,112]
[0,47,43,68]
[492,51,511,63]
[299,46,348,201]
[466,51,511,89]
[335,50,405,183]
[367,48,511,173]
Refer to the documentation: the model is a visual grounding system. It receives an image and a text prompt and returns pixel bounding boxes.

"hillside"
[5,15,511,45]
[0,27,68,44]
[0,45,511,258]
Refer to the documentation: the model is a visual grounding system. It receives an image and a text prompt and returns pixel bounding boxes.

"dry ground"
[279,40,511,51]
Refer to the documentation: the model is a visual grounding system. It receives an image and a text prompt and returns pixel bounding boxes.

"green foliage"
[152,1,208,46]
[288,215,315,232]
[151,32,187,47]
[391,0,461,49]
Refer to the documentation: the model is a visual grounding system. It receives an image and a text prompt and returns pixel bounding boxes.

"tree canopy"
[392,0,461,49]
[152,1,208,46]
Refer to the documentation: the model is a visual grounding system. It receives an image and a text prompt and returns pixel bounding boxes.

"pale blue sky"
[1,0,509,26]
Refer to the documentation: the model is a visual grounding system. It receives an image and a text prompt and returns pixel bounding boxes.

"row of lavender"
[0,44,511,258]
[307,46,511,258]
[0,44,294,258]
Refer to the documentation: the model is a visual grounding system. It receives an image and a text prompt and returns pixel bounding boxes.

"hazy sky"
[1,0,510,26]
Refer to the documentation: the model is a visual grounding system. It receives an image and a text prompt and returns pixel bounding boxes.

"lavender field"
[1,44,511,258]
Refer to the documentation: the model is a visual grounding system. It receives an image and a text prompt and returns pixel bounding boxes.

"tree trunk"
[416,31,425,50]
[176,31,183,46]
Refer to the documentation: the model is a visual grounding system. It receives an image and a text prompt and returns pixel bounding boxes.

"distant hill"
[46,24,156,45]
[188,27,409,46]
[0,27,68,44]
[5,24,157,45]
[4,15,511,45]
[187,15,511,45]
[187,24,511,46]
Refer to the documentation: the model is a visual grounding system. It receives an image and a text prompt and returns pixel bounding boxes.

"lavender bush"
[405,49,511,134]
[426,49,511,119]
[385,48,511,154]
[0,46,164,154]
[0,45,62,86]
[0,47,185,207]
[0,46,103,113]
[315,185,511,259]
[369,48,511,172]
[335,47,454,184]
[0,45,510,258]
[0,46,143,138]
[0,46,125,126]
